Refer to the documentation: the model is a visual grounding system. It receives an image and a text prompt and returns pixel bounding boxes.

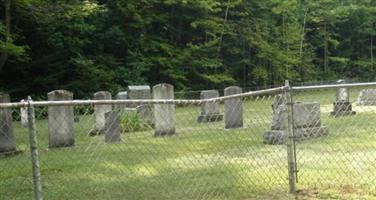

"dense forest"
[0,0,375,99]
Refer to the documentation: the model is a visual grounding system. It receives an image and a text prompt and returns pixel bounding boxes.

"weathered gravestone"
[127,85,153,125]
[127,85,151,106]
[20,99,28,128]
[197,90,223,123]
[263,94,328,145]
[105,111,121,143]
[358,89,376,105]
[0,93,17,154]
[153,84,175,136]
[115,91,128,111]
[224,86,243,129]
[89,91,112,136]
[330,80,356,117]
[48,90,75,148]
[116,91,128,100]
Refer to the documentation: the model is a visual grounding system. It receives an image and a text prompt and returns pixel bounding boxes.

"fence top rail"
[0,86,286,108]
[291,82,376,91]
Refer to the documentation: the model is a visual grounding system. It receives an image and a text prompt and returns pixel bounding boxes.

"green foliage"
[0,0,375,99]
[119,111,150,133]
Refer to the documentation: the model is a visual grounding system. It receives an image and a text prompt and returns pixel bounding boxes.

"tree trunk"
[371,32,374,70]
[0,0,11,72]
[214,0,230,73]
[324,22,328,73]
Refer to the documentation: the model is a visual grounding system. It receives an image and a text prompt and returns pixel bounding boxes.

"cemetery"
[2,1,375,199]
[2,82,376,199]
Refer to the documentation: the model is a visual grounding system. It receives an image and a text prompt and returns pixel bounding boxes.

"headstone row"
[197,86,244,129]
[1,85,248,153]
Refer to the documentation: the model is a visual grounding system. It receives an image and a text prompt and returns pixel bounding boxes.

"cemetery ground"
[2,89,376,199]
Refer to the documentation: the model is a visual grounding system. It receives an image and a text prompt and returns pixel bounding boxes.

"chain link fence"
[2,82,376,199]
[291,82,376,199]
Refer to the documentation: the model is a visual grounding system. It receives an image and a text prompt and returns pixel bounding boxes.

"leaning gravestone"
[48,90,75,148]
[105,111,121,143]
[153,84,175,136]
[263,95,328,145]
[197,90,223,123]
[20,99,28,128]
[127,85,153,125]
[89,91,112,136]
[224,86,243,129]
[330,80,356,116]
[0,93,17,154]
[358,89,376,105]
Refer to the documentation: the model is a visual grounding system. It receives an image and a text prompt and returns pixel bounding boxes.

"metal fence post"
[284,80,297,193]
[27,96,43,200]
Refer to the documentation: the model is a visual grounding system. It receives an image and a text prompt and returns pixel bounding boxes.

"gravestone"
[330,80,356,117]
[115,91,128,111]
[357,89,376,105]
[127,85,153,125]
[197,90,223,123]
[153,84,175,136]
[48,90,75,148]
[263,96,328,145]
[272,94,284,113]
[0,93,17,154]
[224,86,243,129]
[116,91,128,100]
[89,91,112,136]
[127,85,151,107]
[20,99,28,128]
[105,111,121,143]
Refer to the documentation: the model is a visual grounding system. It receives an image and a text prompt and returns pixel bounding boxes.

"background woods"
[0,0,375,99]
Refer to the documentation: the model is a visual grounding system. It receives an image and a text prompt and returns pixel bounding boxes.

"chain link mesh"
[4,83,376,199]
[293,86,376,199]
[1,90,294,199]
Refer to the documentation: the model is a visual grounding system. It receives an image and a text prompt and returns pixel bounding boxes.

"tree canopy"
[0,0,375,99]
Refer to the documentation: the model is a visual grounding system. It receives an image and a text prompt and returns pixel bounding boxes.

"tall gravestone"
[153,84,175,136]
[48,90,75,148]
[20,99,28,128]
[331,80,356,116]
[263,95,328,145]
[197,90,223,123]
[115,91,128,111]
[105,111,121,143]
[0,93,17,154]
[127,85,153,125]
[89,91,112,136]
[224,86,243,129]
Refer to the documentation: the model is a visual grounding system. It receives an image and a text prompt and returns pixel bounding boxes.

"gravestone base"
[88,128,105,136]
[330,102,356,117]
[197,114,223,123]
[0,150,23,157]
[154,129,176,137]
[224,125,244,131]
[263,126,329,145]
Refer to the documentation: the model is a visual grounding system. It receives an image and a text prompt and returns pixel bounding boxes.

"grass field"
[2,87,376,199]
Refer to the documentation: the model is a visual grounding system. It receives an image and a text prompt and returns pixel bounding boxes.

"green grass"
[2,89,376,199]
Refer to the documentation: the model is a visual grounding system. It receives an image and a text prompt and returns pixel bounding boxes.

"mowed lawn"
[2,88,376,199]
